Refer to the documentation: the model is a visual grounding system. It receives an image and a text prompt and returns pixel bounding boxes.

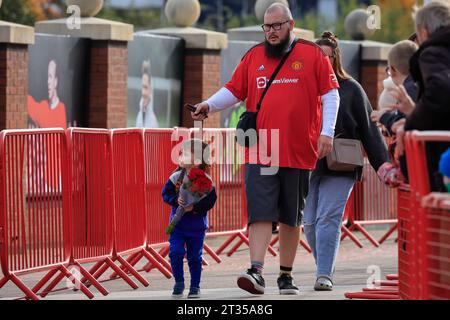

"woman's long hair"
[316,31,352,82]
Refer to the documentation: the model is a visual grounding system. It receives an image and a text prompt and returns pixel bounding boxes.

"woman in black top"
[302,31,396,291]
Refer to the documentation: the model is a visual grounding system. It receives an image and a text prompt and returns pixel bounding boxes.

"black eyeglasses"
[261,20,290,32]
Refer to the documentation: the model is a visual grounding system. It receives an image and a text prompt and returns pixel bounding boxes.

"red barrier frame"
[87,129,150,289]
[197,128,277,258]
[62,128,142,296]
[341,160,398,248]
[0,129,94,300]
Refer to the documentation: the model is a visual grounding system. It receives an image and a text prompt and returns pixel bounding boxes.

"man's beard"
[264,35,291,58]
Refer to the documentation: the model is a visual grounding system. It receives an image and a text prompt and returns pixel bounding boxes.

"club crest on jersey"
[291,61,303,71]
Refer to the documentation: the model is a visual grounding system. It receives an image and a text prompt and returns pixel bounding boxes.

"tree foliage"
[0,0,63,25]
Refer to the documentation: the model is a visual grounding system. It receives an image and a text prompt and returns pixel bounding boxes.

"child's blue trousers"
[169,229,205,289]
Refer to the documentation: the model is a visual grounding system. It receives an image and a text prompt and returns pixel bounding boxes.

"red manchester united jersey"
[225,39,339,170]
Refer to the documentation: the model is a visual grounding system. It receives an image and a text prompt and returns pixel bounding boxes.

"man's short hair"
[414,1,450,36]
[388,40,419,75]
[142,59,151,78]
[265,3,293,20]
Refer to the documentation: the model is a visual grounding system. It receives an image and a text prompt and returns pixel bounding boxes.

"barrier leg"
[378,223,398,244]
[10,274,39,300]
[59,265,94,299]
[374,280,398,287]
[299,239,312,253]
[270,235,279,247]
[203,243,222,263]
[75,262,109,296]
[353,223,380,247]
[386,274,398,281]
[105,257,139,289]
[202,256,209,266]
[143,246,171,273]
[147,246,172,272]
[109,251,143,279]
[40,271,66,298]
[81,260,104,284]
[341,225,363,248]
[31,268,59,294]
[159,246,170,257]
[345,292,400,299]
[91,260,112,283]
[215,233,239,255]
[363,287,399,292]
[141,249,172,278]
[267,244,278,256]
[116,254,149,287]
[226,233,247,256]
[0,276,8,290]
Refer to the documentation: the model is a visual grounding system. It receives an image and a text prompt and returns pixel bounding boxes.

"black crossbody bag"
[235,39,298,148]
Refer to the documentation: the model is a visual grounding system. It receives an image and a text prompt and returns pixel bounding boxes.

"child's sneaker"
[187,287,201,299]
[172,282,185,298]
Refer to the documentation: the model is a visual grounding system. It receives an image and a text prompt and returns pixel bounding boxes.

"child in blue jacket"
[162,139,217,298]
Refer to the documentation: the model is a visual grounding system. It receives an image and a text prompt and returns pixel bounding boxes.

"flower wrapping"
[165,168,213,235]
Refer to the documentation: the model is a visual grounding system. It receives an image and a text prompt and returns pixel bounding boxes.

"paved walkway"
[0,229,397,300]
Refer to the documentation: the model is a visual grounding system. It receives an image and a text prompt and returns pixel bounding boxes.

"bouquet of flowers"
[165,167,213,235]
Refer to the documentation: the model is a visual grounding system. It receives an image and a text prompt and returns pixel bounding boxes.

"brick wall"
[360,60,388,110]
[0,44,28,130]
[89,41,128,129]
[183,49,222,129]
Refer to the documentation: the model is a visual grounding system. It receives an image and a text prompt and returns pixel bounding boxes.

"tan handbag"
[326,138,364,172]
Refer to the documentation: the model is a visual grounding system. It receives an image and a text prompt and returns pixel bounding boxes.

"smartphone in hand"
[185,103,208,118]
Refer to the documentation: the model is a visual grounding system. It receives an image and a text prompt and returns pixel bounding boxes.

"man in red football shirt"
[28,59,67,129]
[192,3,340,295]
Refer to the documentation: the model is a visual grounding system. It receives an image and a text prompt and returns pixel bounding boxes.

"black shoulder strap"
[257,39,298,111]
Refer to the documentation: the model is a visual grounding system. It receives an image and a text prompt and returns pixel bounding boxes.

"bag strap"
[256,38,298,112]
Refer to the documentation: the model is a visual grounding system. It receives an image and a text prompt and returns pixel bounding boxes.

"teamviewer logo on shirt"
[257,76,267,89]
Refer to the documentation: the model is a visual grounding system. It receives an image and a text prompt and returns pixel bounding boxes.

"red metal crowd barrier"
[346,130,450,300]
[87,129,150,288]
[117,128,178,276]
[403,131,450,299]
[420,194,450,299]
[341,158,398,247]
[397,185,415,299]
[199,128,277,258]
[344,185,408,300]
[64,128,139,296]
[0,129,93,300]
[340,191,364,248]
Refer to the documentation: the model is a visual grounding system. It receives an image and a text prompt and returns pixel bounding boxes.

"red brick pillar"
[359,42,391,110]
[0,44,29,129]
[89,41,128,128]
[360,60,388,110]
[183,49,222,128]
[0,23,34,130]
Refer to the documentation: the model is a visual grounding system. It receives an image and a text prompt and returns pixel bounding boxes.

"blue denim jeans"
[303,173,355,279]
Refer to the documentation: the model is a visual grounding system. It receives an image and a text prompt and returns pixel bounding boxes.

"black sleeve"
[353,82,390,171]
[405,47,450,131]
[379,110,406,135]
[193,187,217,215]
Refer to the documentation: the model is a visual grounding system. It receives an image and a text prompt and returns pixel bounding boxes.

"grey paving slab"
[0,228,398,301]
